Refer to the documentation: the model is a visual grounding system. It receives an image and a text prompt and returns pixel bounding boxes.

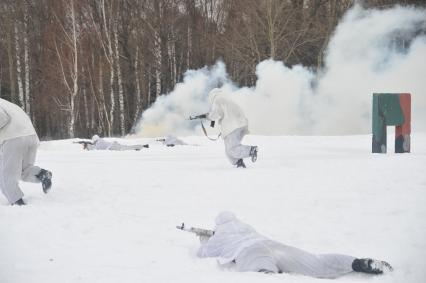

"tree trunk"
[98,65,109,135]
[0,67,2,98]
[24,9,31,115]
[69,0,79,138]
[147,66,152,107]
[187,24,191,69]
[6,21,16,102]
[168,31,177,86]
[114,19,125,136]
[83,80,90,131]
[90,95,96,134]
[101,0,115,136]
[266,0,276,59]
[133,46,142,127]
[14,22,24,109]
[154,30,162,100]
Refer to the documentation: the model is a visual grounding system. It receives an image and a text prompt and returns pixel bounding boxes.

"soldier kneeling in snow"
[194,211,392,278]
[194,88,257,168]
[0,98,52,205]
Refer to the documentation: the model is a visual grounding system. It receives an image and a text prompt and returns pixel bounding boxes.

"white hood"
[197,211,267,265]
[208,88,222,104]
[207,90,248,137]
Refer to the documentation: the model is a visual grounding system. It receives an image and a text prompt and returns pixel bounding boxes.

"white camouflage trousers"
[223,126,252,165]
[0,135,42,204]
[235,240,355,279]
[108,142,145,151]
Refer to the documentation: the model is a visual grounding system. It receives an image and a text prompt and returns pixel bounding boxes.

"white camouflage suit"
[0,99,43,204]
[207,88,253,165]
[86,135,146,151]
[198,211,356,279]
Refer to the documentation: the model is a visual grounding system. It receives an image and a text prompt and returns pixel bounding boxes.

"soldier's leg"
[235,243,279,273]
[274,243,355,279]
[109,143,143,151]
[224,127,251,165]
[0,137,26,204]
[109,141,143,151]
[21,135,42,183]
[108,141,122,150]
[123,144,146,151]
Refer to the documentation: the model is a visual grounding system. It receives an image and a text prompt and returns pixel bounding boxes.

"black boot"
[36,169,52,193]
[12,198,26,206]
[236,159,246,168]
[250,146,258,162]
[352,258,393,274]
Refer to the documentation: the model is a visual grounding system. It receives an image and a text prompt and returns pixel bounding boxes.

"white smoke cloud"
[134,4,426,137]
[133,62,229,137]
[311,5,426,134]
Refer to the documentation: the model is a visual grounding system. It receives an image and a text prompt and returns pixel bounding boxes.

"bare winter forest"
[0,0,424,139]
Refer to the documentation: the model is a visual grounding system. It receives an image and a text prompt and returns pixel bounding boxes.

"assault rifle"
[73,139,94,150]
[176,223,215,238]
[189,113,215,128]
[189,113,208,120]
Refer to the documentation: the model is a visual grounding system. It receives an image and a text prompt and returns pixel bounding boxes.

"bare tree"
[14,19,25,109]
[23,2,30,114]
[0,0,425,139]
[133,45,143,127]
[113,10,126,136]
[53,0,81,138]
[0,1,17,102]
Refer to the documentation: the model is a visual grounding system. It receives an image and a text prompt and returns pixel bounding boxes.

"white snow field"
[1,134,425,283]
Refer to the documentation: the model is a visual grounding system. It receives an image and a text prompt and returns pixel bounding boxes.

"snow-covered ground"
[1,134,425,283]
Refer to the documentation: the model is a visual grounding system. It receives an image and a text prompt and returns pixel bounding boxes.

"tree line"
[0,0,423,139]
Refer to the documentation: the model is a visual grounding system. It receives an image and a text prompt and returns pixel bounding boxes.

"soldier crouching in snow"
[181,211,393,278]
[192,88,257,168]
[0,98,52,206]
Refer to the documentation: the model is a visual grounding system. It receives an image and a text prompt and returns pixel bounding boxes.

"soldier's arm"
[207,100,223,121]
[0,106,11,129]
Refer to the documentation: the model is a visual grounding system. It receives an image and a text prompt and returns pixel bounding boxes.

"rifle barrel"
[176,223,214,237]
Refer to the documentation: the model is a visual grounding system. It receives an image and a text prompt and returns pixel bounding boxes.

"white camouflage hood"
[197,211,267,265]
